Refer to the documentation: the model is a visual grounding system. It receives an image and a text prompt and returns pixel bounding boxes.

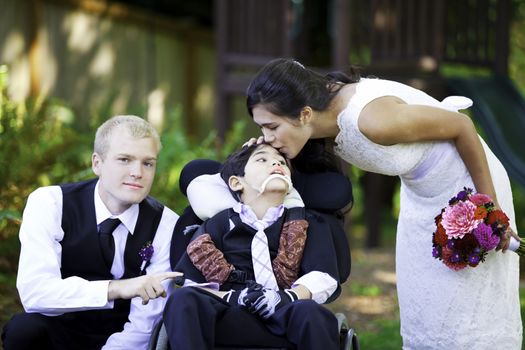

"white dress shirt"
[16,181,179,350]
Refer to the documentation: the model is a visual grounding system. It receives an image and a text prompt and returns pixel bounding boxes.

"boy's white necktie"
[250,220,279,289]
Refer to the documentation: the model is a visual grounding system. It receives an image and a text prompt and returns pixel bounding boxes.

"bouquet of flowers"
[432,187,523,271]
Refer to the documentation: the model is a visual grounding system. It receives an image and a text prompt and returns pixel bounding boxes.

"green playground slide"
[447,76,525,189]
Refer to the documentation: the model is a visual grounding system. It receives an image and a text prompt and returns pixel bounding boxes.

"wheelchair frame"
[147,312,359,350]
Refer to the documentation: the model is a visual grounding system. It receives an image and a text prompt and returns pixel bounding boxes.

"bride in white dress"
[239,58,522,349]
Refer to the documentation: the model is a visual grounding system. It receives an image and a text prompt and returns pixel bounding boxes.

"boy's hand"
[223,281,264,306]
[244,288,298,319]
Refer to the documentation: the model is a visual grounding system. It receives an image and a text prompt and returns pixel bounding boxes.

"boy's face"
[232,144,291,198]
[92,126,158,214]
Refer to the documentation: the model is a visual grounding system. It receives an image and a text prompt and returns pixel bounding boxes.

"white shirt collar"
[232,202,284,228]
[94,180,139,235]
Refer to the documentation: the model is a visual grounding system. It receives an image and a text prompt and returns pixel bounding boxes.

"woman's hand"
[497,228,521,252]
[242,136,264,148]
[492,201,519,253]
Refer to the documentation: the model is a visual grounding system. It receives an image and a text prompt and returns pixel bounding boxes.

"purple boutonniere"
[139,241,154,274]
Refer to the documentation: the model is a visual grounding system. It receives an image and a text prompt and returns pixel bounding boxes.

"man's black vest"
[57,178,164,336]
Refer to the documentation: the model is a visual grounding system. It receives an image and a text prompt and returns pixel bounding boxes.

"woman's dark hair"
[246,58,360,173]
[246,58,359,119]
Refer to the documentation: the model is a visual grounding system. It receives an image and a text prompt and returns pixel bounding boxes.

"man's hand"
[244,288,298,319]
[108,271,183,305]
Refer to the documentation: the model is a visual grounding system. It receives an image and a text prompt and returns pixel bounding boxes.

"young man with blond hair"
[2,115,181,350]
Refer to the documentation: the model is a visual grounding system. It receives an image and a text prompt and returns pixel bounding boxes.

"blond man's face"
[92,126,158,214]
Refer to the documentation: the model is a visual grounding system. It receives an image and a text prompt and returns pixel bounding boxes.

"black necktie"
[98,218,121,268]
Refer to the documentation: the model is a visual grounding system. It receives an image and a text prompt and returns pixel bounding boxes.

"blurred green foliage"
[152,106,247,213]
[0,64,246,244]
[508,1,525,241]
[0,65,93,239]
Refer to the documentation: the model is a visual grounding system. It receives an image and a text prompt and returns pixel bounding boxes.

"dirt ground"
[325,247,399,334]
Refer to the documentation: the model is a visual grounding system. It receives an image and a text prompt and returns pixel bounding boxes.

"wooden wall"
[0,0,215,136]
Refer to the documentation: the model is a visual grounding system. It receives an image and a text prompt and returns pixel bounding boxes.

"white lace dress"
[334,78,522,349]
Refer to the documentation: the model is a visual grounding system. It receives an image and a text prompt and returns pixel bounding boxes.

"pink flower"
[441,200,481,239]
[469,193,493,206]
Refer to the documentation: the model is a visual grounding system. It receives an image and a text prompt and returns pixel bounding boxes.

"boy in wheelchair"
[163,143,344,349]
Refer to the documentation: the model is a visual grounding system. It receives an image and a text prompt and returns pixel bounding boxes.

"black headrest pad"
[179,159,221,197]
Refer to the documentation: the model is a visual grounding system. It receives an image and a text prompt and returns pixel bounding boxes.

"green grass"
[358,319,402,349]
[350,282,382,297]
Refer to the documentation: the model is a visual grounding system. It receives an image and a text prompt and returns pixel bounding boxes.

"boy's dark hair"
[220,144,258,181]
[219,144,261,200]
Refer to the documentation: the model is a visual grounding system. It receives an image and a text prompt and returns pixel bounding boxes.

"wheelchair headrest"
[179,159,353,212]
[179,159,221,197]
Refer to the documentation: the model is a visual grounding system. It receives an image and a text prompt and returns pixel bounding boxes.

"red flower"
[486,210,509,227]
[441,246,468,271]
[434,212,443,225]
[434,224,448,247]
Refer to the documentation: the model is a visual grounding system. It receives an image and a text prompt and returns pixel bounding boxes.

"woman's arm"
[360,96,519,250]
[358,96,497,202]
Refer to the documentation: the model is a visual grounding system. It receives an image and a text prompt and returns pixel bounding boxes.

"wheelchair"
[148,159,360,350]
